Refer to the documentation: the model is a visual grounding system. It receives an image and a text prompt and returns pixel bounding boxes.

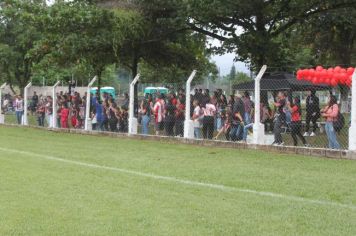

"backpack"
[333,112,345,133]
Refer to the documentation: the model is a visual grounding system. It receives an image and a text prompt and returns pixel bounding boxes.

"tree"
[33,1,118,94]
[0,0,47,92]
[100,0,218,114]
[186,0,356,71]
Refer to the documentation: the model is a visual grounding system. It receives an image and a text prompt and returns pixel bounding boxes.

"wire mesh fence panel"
[1,68,352,152]
[234,71,350,149]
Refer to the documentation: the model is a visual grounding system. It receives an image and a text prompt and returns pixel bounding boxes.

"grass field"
[0,126,356,235]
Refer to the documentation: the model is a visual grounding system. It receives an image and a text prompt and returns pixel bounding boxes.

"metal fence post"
[52,81,61,128]
[349,69,356,151]
[252,65,267,145]
[23,82,32,125]
[0,83,6,124]
[128,74,140,135]
[84,76,97,131]
[183,70,197,139]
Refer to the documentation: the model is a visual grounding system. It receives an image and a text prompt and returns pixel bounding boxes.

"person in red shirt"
[60,104,70,129]
[287,97,307,146]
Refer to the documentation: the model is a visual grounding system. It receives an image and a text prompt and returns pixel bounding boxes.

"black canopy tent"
[233,72,330,92]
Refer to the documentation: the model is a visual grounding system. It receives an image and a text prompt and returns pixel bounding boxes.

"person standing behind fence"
[164,99,176,136]
[175,96,185,137]
[287,97,307,146]
[14,95,24,125]
[272,92,287,145]
[192,100,202,139]
[243,91,253,125]
[108,99,118,132]
[304,89,320,137]
[153,96,164,135]
[45,96,53,127]
[230,93,245,142]
[321,95,341,149]
[36,100,45,126]
[60,103,70,129]
[140,99,151,135]
[202,98,216,139]
[31,92,38,116]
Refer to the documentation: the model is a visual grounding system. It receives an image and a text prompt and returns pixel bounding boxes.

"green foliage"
[0,0,46,91]
[186,0,356,72]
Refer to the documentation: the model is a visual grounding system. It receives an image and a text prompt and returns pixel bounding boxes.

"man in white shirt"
[192,100,202,139]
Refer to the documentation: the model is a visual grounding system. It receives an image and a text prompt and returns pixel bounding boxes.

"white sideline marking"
[1,147,355,211]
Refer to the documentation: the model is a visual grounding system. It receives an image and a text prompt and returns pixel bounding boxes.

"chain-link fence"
[1,67,353,152]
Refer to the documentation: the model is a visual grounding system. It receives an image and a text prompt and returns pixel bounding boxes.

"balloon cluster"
[296,66,354,87]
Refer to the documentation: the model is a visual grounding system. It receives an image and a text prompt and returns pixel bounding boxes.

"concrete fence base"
[1,123,355,160]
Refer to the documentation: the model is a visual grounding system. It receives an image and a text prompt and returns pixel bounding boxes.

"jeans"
[141,115,150,135]
[244,112,251,125]
[194,127,201,139]
[325,122,340,149]
[16,111,23,124]
[243,123,253,141]
[216,117,223,130]
[230,124,242,141]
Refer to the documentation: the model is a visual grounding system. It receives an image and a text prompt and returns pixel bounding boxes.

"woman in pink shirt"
[321,95,340,149]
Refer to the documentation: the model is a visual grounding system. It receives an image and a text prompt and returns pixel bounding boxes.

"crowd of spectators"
[1,87,344,149]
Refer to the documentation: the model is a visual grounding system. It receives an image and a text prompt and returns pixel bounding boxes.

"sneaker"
[310,132,316,137]
[303,132,309,137]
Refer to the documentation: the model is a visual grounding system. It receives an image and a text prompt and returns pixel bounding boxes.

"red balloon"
[320,70,328,80]
[327,71,333,79]
[327,68,334,73]
[316,66,323,71]
[346,67,355,75]
[340,68,347,74]
[330,79,338,87]
[334,66,342,73]
[309,69,315,77]
[312,77,318,84]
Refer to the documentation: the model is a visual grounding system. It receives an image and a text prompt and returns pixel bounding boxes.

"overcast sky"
[211,53,250,76]
[209,37,250,76]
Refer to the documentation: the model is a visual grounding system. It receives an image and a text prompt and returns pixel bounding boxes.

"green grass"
[0,126,356,235]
